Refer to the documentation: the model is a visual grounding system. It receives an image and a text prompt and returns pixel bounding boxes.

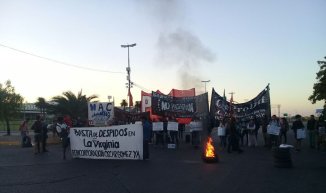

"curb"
[0,138,61,146]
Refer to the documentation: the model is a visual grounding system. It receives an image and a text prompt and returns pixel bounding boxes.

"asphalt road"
[1,133,325,193]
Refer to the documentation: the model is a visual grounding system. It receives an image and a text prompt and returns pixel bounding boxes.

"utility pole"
[121,43,136,112]
[201,80,210,93]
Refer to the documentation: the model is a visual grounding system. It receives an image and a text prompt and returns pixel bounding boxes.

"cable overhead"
[0,43,124,74]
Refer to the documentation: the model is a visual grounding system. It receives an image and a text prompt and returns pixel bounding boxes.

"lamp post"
[121,43,136,112]
[201,80,210,93]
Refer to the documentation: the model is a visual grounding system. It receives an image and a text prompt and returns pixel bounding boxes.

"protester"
[227,117,243,153]
[154,118,165,148]
[247,118,257,147]
[19,118,30,147]
[63,115,73,128]
[162,115,169,144]
[316,116,326,151]
[269,115,280,148]
[178,123,185,140]
[254,116,260,140]
[291,114,305,151]
[261,115,269,147]
[240,120,248,146]
[279,117,289,144]
[307,115,317,148]
[218,117,228,148]
[56,116,70,160]
[142,116,151,160]
[41,117,49,152]
[169,116,179,146]
[31,115,42,154]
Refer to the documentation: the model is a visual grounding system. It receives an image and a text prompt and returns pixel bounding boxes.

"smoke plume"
[140,0,216,92]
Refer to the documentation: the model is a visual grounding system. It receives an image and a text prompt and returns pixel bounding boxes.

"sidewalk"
[0,131,61,146]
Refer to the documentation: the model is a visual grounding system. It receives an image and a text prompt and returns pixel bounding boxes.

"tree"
[309,56,326,117]
[51,90,98,121]
[35,97,48,116]
[120,99,128,111]
[0,80,24,135]
[134,101,141,113]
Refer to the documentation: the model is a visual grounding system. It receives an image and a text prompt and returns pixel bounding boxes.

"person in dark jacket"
[307,115,316,148]
[316,116,326,150]
[279,117,289,144]
[261,115,269,147]
[291,115,305,151]
[41,117,49,152]
[142,116,151,160]
[31,115,42,154]
[227,117,243,153]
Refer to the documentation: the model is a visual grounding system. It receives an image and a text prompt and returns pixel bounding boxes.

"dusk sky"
[1,0,325,116]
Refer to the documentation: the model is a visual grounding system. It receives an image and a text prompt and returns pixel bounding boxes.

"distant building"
[20,103,42,119]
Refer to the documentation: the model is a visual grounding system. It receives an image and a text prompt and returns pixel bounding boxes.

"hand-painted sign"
[70,124,143,160]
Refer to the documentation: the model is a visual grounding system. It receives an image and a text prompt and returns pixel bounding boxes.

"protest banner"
[210,85,271,122]
[151,91,196,118]
[70,124,143,160]
[88,102,114,126]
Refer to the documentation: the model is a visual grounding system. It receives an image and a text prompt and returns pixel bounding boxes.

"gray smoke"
[140,0,216,91]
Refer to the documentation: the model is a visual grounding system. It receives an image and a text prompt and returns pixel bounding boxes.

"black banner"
[151,91,196,118]
[234,86,271,121]
[210,85,271,122]
[210,89,231,121]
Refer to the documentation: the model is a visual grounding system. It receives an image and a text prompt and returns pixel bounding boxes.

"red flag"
[128,90,133,106]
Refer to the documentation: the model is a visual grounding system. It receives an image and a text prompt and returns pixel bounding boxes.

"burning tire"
[202,137,219,163]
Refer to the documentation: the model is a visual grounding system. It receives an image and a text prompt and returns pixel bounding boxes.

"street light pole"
[201,80,210,93]
[121,43,136,112]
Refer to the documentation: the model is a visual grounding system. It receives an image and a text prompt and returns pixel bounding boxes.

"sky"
[0,0,325,116]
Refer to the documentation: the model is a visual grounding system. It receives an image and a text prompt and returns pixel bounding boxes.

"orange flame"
[205,137,216,158]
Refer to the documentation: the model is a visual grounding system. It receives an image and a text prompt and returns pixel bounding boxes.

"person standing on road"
[142,116,151,160]
[41,117,49,152]
[291,114,305,151]
[279,117,289,144]
[31,115,42,154]
[254,116,260,141]
[227,117,243,153]
[19,118,30,147]
[269,115,280,148]
[316,116,325,151]
[56,116,70,160]
[261,115,269,147]
[247,118,257,147]
[307,115,317,148]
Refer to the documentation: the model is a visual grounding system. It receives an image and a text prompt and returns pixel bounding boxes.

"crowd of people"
[18,113,326,160]
[19,115,77,160]
[214,114,326,152]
